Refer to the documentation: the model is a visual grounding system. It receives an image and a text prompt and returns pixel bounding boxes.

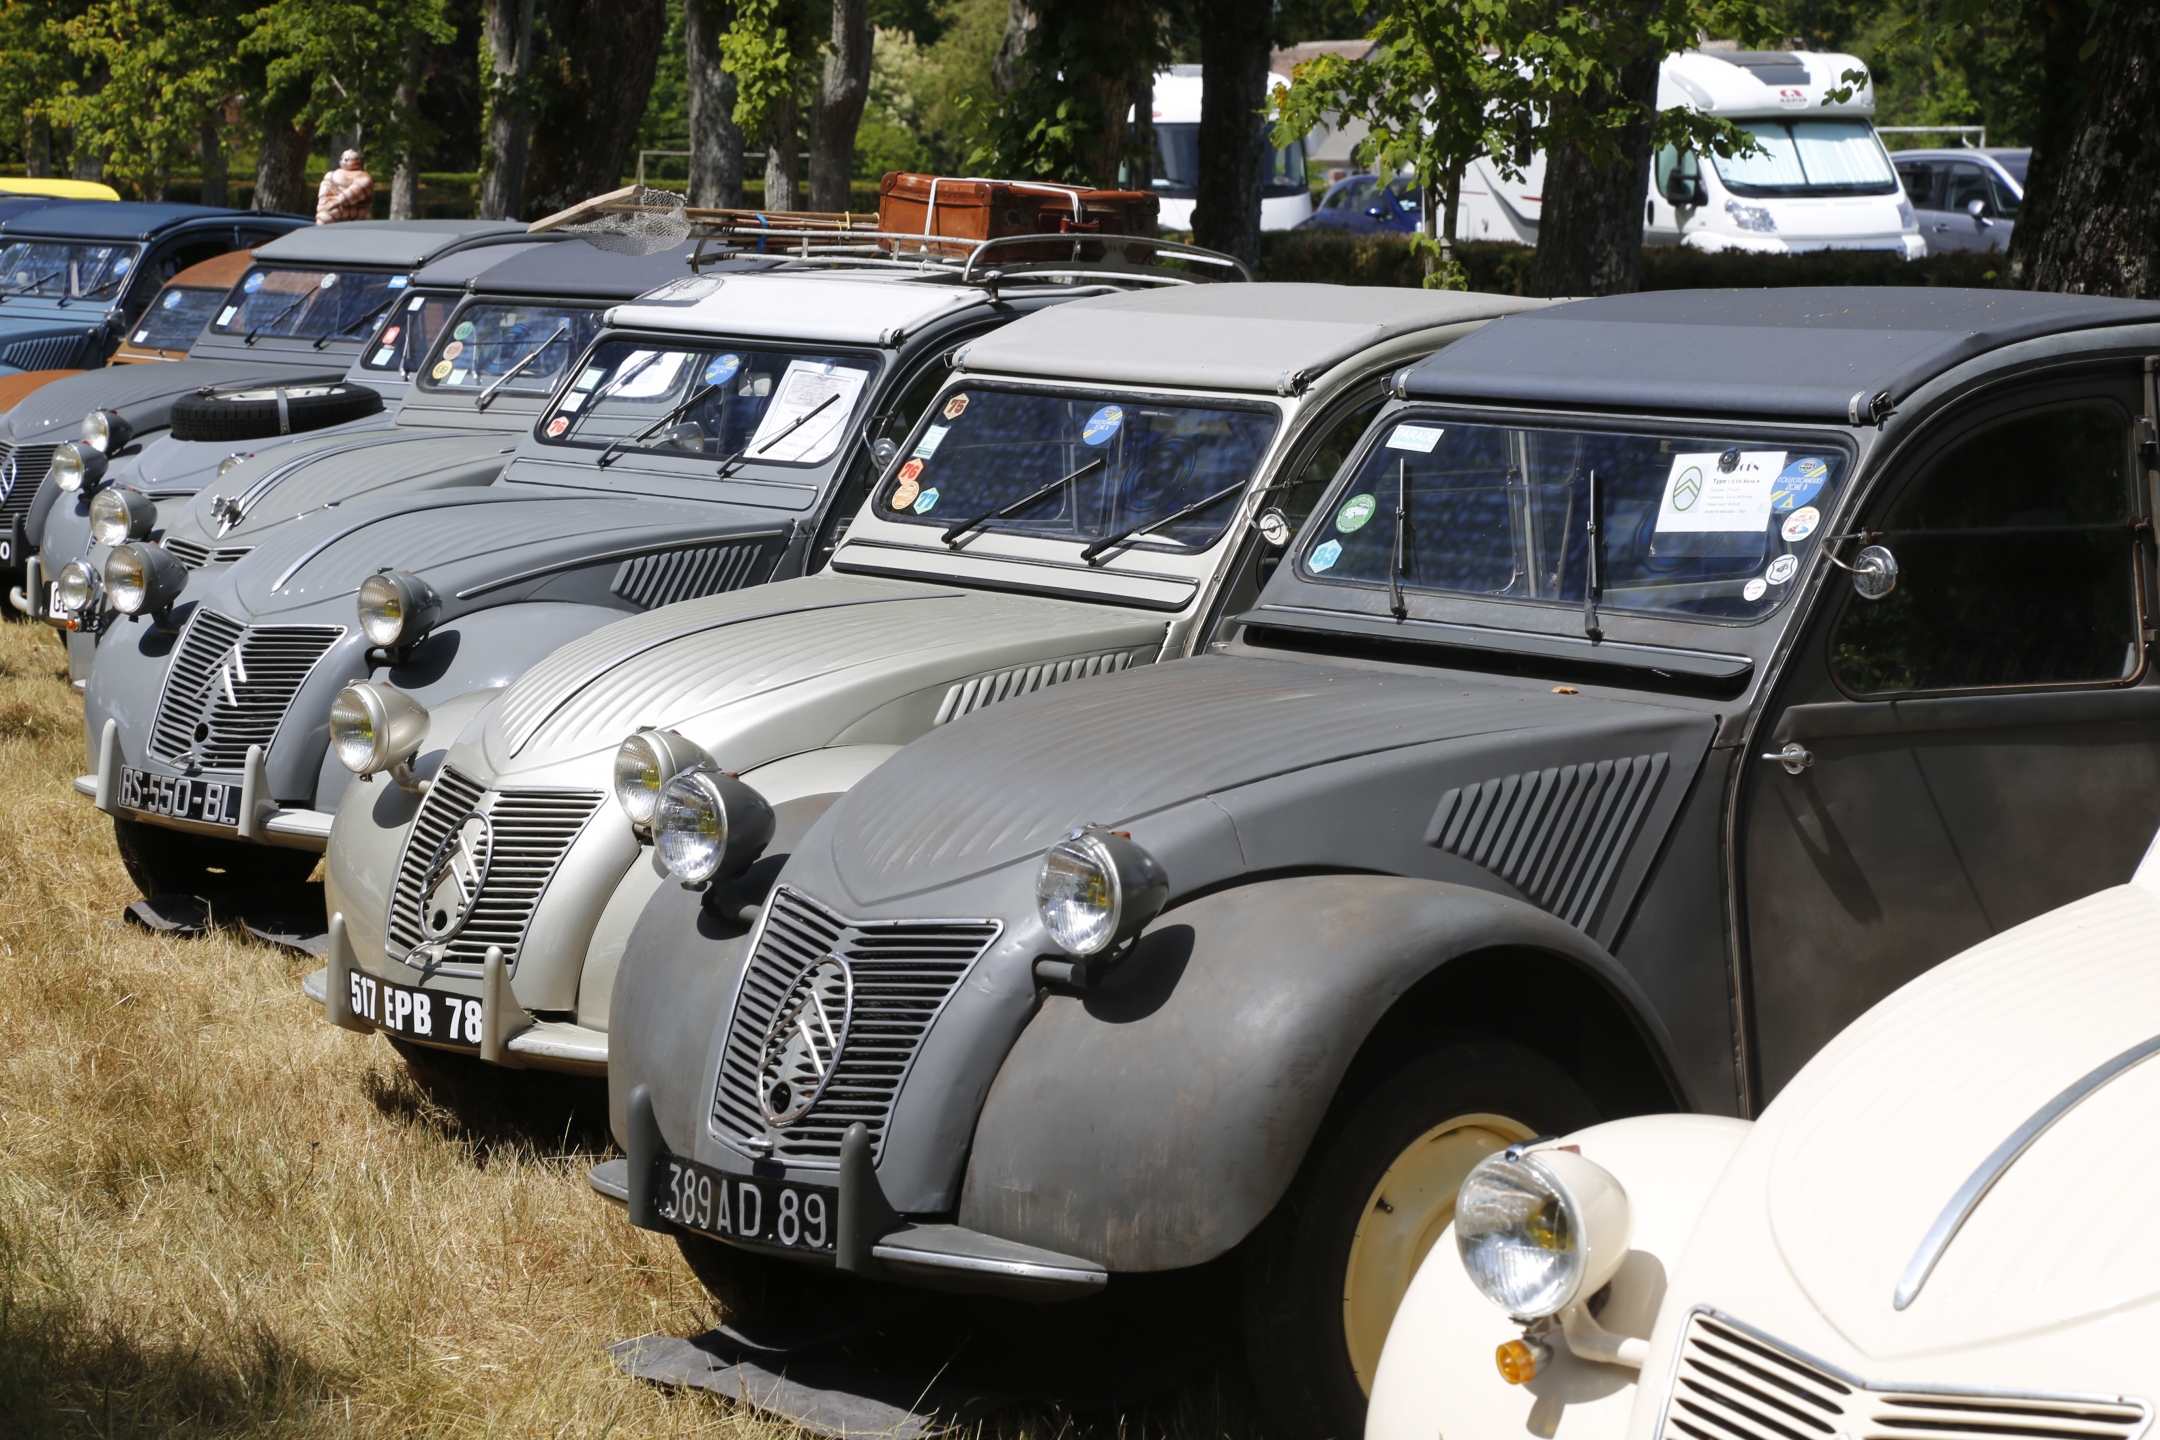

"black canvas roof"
[461,239,780,302]
[1402,287,2160,422]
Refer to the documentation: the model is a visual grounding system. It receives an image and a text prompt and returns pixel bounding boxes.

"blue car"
[1300,172,1422,235]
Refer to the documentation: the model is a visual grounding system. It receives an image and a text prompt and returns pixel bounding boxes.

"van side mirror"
[1662,171,1706,208]
[1966,197,1992,225]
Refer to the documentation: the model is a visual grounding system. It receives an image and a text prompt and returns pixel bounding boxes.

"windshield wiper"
[475,322,570,410]
[715,391,842,477]
[942,456,1105,549]
[1389,457,1410,619]
[597,380,720,468]
[244,289,312,344]
[1081,479,1245,566]
[0,267,65,299]
[314,305,384,348]
[1583,466,1603,641]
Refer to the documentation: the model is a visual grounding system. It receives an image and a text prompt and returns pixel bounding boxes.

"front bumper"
[77,723,332,850]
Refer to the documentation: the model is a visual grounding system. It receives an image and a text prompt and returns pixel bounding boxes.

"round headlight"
[81,408,131,454]
[104,541,186,616]
[89,486,155,547]
[1456,1147,1632,1320]
[613,727,714,826]
[50,440,105,494]
[653,766,775,885]
[53,559,101,616]
[356,569,440,649]
[1035,828,1170,957]
[329,681,430,775]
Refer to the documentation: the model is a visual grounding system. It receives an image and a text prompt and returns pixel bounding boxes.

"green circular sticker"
[1335,493,1377,533]
[454,321,475,340]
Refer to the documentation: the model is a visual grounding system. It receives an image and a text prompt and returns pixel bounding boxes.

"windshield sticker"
[1766,554,1799,585]
[241,274,264,293]
[912,425,949,458]
[379,326,400,347]
[891,474,921,509]
[388,274,409,288]
[319,272,337,288]
[1335,494,1377,533]
[1081,404,1124,446]
[747,360,867,461]
[1309,538,1343,572]
[133,330,150,344]
[912,487,940,514]
[431,359,454,380]
[1386,423,1444,453]
[454,320,475,341]
[112,254,130,273]
[1780,506,1820,543]
[371,347,393,365]
[162,291,183,310]
[1771,455,1829,512]
[896,458,924,484]
[574,366,604,391]
[703,353,741,387]
[407,294,426,311]
[943,393,969,420]
[546,416,569,437]
[217,305,237,326]
[445,368,469,386]
[441,341,464,361]
[1744,577,1768,602]
[1655,450,1783,533]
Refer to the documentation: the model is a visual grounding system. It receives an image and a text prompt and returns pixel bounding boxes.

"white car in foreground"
[1371,830,2160,1440]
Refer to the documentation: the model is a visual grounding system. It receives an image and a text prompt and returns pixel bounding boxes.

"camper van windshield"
[1714,119,1898,197]
[1155,124,1307,198]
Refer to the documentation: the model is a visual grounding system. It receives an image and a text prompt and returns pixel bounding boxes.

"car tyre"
[168,382,383,443]
[112,815,319,900]
[1241,1039,1600,1440]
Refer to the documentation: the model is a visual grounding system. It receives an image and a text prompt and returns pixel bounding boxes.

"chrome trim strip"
[1895,1030,2160,1309]
[268,493,592,592]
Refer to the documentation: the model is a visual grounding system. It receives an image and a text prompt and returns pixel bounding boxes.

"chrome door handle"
[1761,742,1813,775]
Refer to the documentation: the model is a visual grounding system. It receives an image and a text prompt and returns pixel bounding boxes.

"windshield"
[126,285,224,350]
[1156,123,1308,198]
[0,240,141,301]
[416,303,605,400]
[872,386,1279,553]
[1713,119,1898,197]
[1300,417,1850,623]
[359,290,458,376]
[540,338,877,465]
[211,267,407,342]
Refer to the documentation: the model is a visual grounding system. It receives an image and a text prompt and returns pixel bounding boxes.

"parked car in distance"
[1891,147,2027,254]
[314,281,1543,1079]
[601,285,2160,1440]
[1371,828,2160,1440]
[1151,66,1315,232]
[1302,172,1421,235]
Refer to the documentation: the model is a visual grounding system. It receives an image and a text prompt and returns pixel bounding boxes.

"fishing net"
[557,188,692,255]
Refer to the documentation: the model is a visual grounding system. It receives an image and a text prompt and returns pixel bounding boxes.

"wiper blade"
[597,380,719,468]
[475,322,570,410]
[1389,456,1409,620]
[943,456,1105,549]
[0,267,65,298]
[1080,478,1246,565]
[715,391,842,477]
[243,288,311,345]
[1582,466,1602,641]
[314,306,384,348]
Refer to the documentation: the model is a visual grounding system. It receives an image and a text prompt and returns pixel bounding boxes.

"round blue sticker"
[704,353,741,387]
[1081,404,1124,446]
[912,487,940,514]
[1771,455,1829,512]
[242,272,265,293]
[161,290,182,310]
[1308,538,1343,573]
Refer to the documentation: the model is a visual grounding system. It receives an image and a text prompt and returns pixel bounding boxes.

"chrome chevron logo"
[755,955,853,1126]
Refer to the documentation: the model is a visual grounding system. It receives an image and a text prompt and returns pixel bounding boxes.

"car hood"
[816,654,1700,906]
[118,411,400,498]
[470,570,1169,780]
[1752,874,2160,1359]
[1,356,341,443]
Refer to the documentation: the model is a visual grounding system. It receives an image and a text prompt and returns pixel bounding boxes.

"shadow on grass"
[363,1041,616,1164]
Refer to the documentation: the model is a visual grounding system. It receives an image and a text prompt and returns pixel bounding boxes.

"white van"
[1149,66,1315,232]
[1454,49,1923,257]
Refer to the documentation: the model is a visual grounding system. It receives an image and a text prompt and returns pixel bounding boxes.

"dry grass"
[0,615,1258,1440]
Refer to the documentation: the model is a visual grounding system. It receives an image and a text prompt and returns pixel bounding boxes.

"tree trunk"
[1190,0,1270,270]
[71,146,105,183]
[199,120,228,207]
[763,92,800,211]
[1527,41,1661,297]
[522,0,669,217]
[807,0,870,213]
[2006,0,2140,292]
[991,0,1036,94]
[253,116,314,214]
[685,0,744,207]
[24,117,50,178]
[479,0,537,219]
[1072,0,1150,189]
[391,31,423,219]
[1128,74,1152,190]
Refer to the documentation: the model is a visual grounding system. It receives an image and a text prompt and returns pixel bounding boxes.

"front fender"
[957,873,1678,1271]
[1367,1114,1750,1440]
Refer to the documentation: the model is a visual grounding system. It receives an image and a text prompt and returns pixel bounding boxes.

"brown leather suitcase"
[877,174,1159,244]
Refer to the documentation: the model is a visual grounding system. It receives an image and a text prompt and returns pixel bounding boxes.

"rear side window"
[1831,402,2137,694]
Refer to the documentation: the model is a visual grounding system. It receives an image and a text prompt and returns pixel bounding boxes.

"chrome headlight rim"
[88,486,155,547]
[356,568,440,650]
[1034,827,1169,958]
[1455,1150,1588,1320]
[104,540,184,616]
[613,727,714,827]
[53,558,101,616]
[81,408,132,455]
[652,764,775,886]
[328,680,430,776]
[50,440,105,494]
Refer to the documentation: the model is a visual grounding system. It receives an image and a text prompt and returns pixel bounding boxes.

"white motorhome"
[1150,67,1315,233]
[1454,49,1922,257]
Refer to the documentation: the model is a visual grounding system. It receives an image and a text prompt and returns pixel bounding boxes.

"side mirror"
[1662,173,1706,208]
[871,436,898,470]
[1850,545,1898,600]
[1966,197,1992,225]
[1364,205,1386,218]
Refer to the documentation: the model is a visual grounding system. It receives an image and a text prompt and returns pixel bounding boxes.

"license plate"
[119,766,242,826]
[348,971,483,1049]
[0,536,11,562]
[659,1155,836,1254]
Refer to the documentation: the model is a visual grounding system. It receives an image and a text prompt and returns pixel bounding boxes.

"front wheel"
[111,815,319,902]
[1242,1040,1599,1440]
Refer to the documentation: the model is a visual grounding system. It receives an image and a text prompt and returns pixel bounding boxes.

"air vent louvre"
[935,648,1150,725]
[164,537,254,571]
[610,541,774,610]
[145,612,343,771]
[2,335,92,372]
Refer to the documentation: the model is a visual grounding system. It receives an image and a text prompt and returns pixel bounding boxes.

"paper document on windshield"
[747,361,867,462]
[1654,450,1785,533]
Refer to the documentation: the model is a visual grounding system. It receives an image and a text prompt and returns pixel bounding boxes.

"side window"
[1894,162,1936,209]
[1830,401,2139,695]
[810,346,956,570]
[1944,162,1994,215]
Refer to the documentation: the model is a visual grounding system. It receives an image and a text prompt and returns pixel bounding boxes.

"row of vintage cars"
[9,186,2160,1440]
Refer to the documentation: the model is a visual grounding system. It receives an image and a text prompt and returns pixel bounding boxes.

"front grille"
[711,887,1000,1166]
[610,540,776,610]
[0,443,58,525]
[383,766,603,968]
[934,648,1148,725]
[146,611,344,771]
[2,334,93,372]
[164,536,253,571]
[1659,1311,2149,1440]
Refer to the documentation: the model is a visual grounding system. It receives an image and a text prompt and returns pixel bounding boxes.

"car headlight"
[329,681,431,775]
[81,408,132,454]
[53,559,101,616]
[1724,198,1776,233]
[89,486,156,547]
[1035,827,1169,957]
[1456,1146,1632,1320]
[653,766,775,885]
[613,727,715,827]
[356,569,440,649]
[104,541,186,615]
[50,440,106,494]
